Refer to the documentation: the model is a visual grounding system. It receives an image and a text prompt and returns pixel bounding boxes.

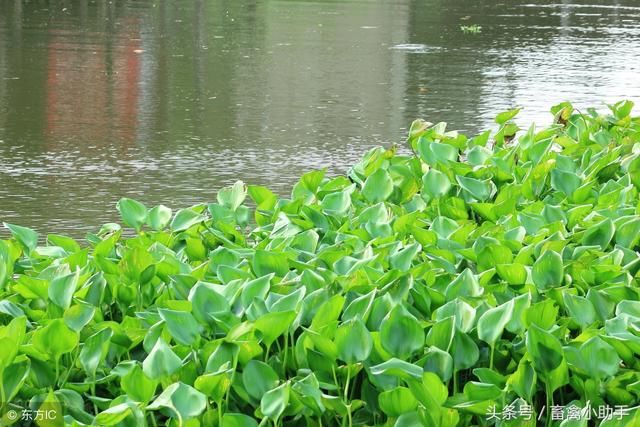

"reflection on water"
[1,0,640,236]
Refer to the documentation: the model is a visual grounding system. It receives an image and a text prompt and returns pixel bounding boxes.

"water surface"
[1,0,640,236]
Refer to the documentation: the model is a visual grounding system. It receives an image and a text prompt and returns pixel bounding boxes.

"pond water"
[1,0,640,236]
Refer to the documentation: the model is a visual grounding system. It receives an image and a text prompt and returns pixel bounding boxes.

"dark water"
[1,0,640,236]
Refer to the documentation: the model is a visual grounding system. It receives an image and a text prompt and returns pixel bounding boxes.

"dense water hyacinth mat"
[3,102,640,427]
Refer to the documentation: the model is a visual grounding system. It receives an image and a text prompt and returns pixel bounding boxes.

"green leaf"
[3,222,39,253]
[63,301,96,332]
[48,269,80,309]
[362,168,394,203]
[33,319,79,362]
[496,263,528,285]
[445,268,483,299]
[423,346,454,382]
[451,330,479,371]
[380,305,424,359]
[253,250,289,277]
[563,293,596,328]
[532,250,563,290]
[378,387,418,417]
[241,274,273,308]
[147,382,207,421]
[218,181,247,211]
[390,243,421,272]
[242,360,279,401]
[222,414,259,427]
[550,169,582,196]
[495,107,521,124]
[477,300,514,347]
[79,328,112,378]
[195,370,232,402]
[507,359,536,402]
[456,175,495,201]
[188,282,231,327]
[426,316,455,352]
[254,310,296,347]
[158,308,201,346]
[422,169,451,199]
[147,205,172,230]
[95,403,135,426]
[2,359,30,403]
[579,336,621,379]
[526,324,568,392]
[261,382,290,421]
[321,184,355,216]
[335,318,372,364]
[369,358,423,380]
[143,338,183,380]
[582,218,615,249]
[170,208,205,231]
[121,364,158,403]
[116,198,148,231]
[434,299,476,333]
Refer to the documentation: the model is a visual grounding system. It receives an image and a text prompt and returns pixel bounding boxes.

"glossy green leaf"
[116,198,148,231]
[379,387,418,417]
[242,360,279,401]
[335,318,372,364]
[143,338,183,380]
[48,269,80,309]
[456,175,494,201]
[380,305,424,359]
[477,300,514,347]
[79,328,112,378]
[32,319,79,361]
[147,382,207,421]
[158,308,201,346]
[3,222,39,253]
[222,413,259,427]
[254,310,296,347]
[532,250,563,290]
[422,169,451,199]
[147,205,172,230]
[261,382,290,420]
[121,364,158,403]
[362,168,394,203]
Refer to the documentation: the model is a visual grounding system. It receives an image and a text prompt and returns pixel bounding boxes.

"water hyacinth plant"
[1,101,640,426]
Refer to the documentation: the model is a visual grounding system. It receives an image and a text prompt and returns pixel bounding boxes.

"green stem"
[453,369,458,394]
[137,282,143,312]
[91,383,98,414]
[489,345,495,370]
[332,366,339,392]
[224,352,239,412]
[282,331,289,374]
[217,400,223,426]
[344,365,353,427]
[545,383,552,427]
[264,344,271,362]
[55,358,60,386]
[344,365,351,402]
[58,351,80,388]
[0,371,6,413]
[192,349,202,372]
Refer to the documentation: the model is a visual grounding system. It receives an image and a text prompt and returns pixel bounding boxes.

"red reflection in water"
[45,18,141,148]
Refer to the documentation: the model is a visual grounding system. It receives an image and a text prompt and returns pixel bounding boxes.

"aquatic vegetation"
[2,101,640,426]
[460,24,482,34]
